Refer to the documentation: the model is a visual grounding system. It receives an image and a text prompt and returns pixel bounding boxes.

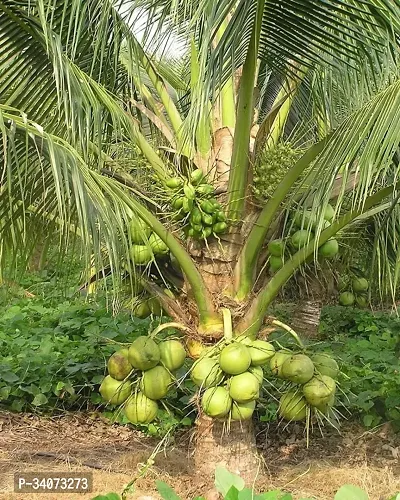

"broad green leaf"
[334,484,369,500]
[32,393,49,406]
[156,480,182,500]
[91,494,121,500]
[215,467,245,496]
[225,486,240,500]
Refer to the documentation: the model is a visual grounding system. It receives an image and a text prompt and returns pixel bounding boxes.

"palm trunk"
[193,414,261,482]
[291,299,322,338]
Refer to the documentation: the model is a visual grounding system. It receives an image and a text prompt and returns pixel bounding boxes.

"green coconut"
[149,233,169,255]
[128,336,160,371]
[201,387,232,418]
[268,239,285,257]
[191,357,223,387]
[229,372,260,403]
[356,295,368,308]
[249,340,275,366]
[129,218,151,244]
[270,256,283,272]
[281,354,315,384]
[303,375,336,407]
[279,390,307,421]
[231,400,256,421]
[129,245,153,265]
[159,340,186,371]
[270,350,292,378]
[293,210,315,230]
[319,239,339,259]
[249,366,264,384]
[132,300,151,318]
[324,204,335,222]
[99,376,131,405]
[339,291,355,306]
[291,230,310,249]
[314,392,335,414]
[107,349,132,380]
[140,365,172,400]
[352,278,369,292]
[219,343,251,375]
[125,392,159,424]
[312,353,339,379]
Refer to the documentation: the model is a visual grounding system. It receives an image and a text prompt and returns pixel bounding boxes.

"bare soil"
[0,411,399,500]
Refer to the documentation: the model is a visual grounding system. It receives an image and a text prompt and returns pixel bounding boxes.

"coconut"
[291,230,310,249]
[249,340,275,366]
[132,300,151,318]
[293,210,315,230]
[201,387,232,418]
[147,297,162,316]
[149,233,169,255]
[219,343,251,375]
[270,256,283,272]
[129,245,153,265]
[314,392,335,414]
[159,340,186,371]
[231,400,256,421]
[312,353,339,379]
[270,350,292,378]
[319,239,339,259]
[107,349,132,380]
[128,336,160,371]
[140,365,172,400]
[129,218,151,244]
[352,277,369,292]
[229,372,260,403]
[99,376,131,405]
[125,392,158,424]
[339,291,355,306]
[303,375,336,407]
[281,354,315,384]
[356,295,368,308]
[249,366,264,384]
[191,357,223,387]
[279,390,307,421]
[268,239,285,257]
[324,204,335,222]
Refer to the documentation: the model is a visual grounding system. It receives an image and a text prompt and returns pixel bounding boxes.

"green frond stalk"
[236,183,399,338]
[217,21,236,129]
[233,140,327,301]
[227,0,265,222]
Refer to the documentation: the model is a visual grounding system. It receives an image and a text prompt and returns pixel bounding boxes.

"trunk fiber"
[291,299,322,338]
[193,414,262,483]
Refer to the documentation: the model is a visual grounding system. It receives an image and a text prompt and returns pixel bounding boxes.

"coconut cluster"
[166,169,228,240]
[338,276,369,308]
[266,205,339,274]
[99,336,186,425]
[191,337,276,421]
[271,350,339,421]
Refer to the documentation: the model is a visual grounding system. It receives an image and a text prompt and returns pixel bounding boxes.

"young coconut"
[248,340,275,366]
[191,357,223,387]
[303,375,336,408]
[249,366,264,384]
[107,349,133,380]
[149,233,169,255]
[268,239,285,257]
[312,353,339,379]
[129,245,153,265]
[339,291,355,306]
[128,336,160,371]
[319,239,339,259]
[129,218,151,244]
[281,354,315,384]
[269,256,283,273]
[269,350,292,378]
[159,340,186,371]
[352,277,369,292]
[279,390,307,421]
[140,365,172,400]
[201,386,232,418]
[99,376,131,405]
[291,230,311,249]
[219,343,251,375]
[125,392,159,424]
[314,392,335,415]
[229,372,260,403]
[231,400,256,421]
[132,300,151,319]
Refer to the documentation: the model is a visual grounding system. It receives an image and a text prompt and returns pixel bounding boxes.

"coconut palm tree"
[1,0,400,479]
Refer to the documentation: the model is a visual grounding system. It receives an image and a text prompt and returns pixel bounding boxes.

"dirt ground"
[0,411,399,500]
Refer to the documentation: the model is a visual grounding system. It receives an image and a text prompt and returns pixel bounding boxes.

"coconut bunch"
[166,169,228,240]
[338,276,369,308]
[190,337,276,421]
[99,336,187,425]
[128,218,170,267]
[122,290,174,319]
[266,204,339,274]
[268,350,340,422]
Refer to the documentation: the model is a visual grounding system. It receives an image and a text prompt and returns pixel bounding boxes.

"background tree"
[1,0,400,479]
